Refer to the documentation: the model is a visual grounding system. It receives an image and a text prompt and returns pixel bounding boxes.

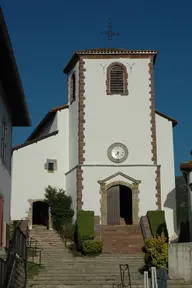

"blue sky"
[1,0,192,175]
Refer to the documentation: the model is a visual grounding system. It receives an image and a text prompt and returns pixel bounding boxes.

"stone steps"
[95,224,144,254]
[27,285,143,288]
[27,279,192,288]
[26,284,192,288]
[28,227,191,288]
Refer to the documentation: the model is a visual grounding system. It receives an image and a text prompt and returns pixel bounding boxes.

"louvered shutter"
[110,65,124,94]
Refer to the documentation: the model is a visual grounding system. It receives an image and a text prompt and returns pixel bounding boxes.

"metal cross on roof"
[101,18,119,44]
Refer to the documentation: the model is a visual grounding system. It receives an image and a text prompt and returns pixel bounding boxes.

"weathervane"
[101,18,119,44]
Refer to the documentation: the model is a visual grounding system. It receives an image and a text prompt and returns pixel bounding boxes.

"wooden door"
[107,185,120,225]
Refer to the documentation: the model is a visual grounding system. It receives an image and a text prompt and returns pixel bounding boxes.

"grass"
[27,261,43,279]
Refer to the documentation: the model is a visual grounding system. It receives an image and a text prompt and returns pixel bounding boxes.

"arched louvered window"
[106,63,128,95]
[70,73,76,103]
[110,65,124,94]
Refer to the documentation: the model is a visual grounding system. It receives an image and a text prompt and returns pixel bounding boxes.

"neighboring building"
[0,8,31,251]
[175,176,189,242]
[180,161,192,241]
[11,48,177,241]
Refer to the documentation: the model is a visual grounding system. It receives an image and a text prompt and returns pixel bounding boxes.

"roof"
[26,104,69,141]
[0,7,31,126]
[12,131,58,152]
[63,48,158,74]
[155,110,178,127]
[180,161,192,171]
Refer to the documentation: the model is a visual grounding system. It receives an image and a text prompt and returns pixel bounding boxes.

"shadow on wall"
[163,176,189,242]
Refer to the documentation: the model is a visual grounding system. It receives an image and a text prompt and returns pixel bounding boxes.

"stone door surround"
[98,172,141,225]
[27,199,52,230]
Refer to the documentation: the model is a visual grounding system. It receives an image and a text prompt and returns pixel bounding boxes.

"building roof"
[63,48,158,74]
[12,131,58,152]
[155,110,178,127]
[0,7,31,126]
[180,161,192,171]
[26,104,68,141]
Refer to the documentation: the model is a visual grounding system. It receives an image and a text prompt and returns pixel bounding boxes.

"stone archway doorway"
[99,178,140,225]
[107,185,133,225]
[32,201,49,227]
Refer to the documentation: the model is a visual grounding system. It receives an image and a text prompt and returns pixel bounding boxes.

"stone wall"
[168,243,192,281]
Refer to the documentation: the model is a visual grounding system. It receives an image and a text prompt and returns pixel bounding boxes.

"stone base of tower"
[95,224,144,254]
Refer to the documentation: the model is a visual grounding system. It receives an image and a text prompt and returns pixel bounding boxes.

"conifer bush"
[44,186,74,232]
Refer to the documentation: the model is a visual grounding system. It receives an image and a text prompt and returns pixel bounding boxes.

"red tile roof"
[180,161,192,170]
[63,48,158,74]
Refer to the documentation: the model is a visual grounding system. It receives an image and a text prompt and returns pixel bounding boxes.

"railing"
[4,226,27,288]
[0,220,29,288]
[113,264,132,287]
[144,267,168,288]
[27,236,42,266]
[0,258,6,287]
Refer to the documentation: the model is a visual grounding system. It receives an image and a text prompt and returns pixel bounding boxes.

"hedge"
[147,210,169,241]
[76,210,94,250]
[82,240,103,255]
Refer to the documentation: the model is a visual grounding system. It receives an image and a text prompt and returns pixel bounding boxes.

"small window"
[48,162,54,172]
[45,159,57,173]
[1,121,6,163]
[70,73,76,103]
[110,65,124,94]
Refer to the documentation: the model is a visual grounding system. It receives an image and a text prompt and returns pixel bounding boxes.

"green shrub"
[147,210,169,241]
[76,210,94,250]
[145,233,168,270]
[44,186,74,232]
[82,240,103,255]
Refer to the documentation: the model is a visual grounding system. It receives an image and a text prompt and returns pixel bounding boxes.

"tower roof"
[63,48,158,74]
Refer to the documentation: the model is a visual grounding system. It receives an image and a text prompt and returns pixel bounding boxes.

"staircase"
[95,224,144,254]
[27,226,192,288]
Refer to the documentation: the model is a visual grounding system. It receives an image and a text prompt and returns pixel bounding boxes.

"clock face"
[111,146,125,160]
[107,143,128,163]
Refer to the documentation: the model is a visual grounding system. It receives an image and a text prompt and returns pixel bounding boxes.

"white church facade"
[11,48,177,243]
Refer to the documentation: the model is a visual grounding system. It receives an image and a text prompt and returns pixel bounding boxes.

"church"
[11,48,177,251]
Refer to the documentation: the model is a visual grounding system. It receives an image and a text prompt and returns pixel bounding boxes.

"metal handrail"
[113,264,132,288]
[28,246,42,266]
[27,236,42,266]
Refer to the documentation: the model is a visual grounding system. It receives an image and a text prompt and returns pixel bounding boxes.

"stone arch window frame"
[106,62,128,96]
[99,180,140,225]
[27,199,52,230]
[70,72,76,104]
